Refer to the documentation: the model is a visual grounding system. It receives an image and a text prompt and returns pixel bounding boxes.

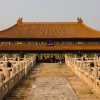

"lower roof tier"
[0,44,100,51]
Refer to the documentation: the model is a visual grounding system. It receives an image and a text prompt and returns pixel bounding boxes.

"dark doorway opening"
[36,53,65,63]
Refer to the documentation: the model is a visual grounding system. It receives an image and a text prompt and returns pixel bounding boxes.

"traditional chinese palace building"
[0,17,100,53]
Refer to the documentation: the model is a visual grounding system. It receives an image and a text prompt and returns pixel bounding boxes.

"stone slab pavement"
[4,63,100,100]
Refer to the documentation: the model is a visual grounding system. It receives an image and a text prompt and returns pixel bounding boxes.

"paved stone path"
[4,63,100,100]
[27,77,78,100]
[4,63,78,100]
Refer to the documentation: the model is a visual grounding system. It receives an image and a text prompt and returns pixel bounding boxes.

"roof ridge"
[22,21,78,24]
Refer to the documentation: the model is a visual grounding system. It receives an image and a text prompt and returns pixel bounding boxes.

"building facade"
[0,17,100,52]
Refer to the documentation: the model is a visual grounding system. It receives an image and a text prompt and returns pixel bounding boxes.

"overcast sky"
[0,0,100,30]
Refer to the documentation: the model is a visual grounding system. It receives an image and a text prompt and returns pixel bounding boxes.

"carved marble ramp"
[4,63,78,100]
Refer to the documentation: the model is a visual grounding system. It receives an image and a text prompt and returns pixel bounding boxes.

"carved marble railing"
[65,56,100,95]
[0,56,36,100]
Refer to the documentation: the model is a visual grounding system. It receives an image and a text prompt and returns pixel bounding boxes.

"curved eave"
[0,24,17,32]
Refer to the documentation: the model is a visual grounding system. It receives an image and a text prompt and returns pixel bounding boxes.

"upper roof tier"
[0,17,100,39]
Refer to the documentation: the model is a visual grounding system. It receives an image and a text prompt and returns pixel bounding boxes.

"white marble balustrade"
[0,56,36,100]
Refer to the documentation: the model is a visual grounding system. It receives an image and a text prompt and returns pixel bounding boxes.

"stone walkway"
[27,76,78,100]
[4,63,78,100]
[4,63,100,100]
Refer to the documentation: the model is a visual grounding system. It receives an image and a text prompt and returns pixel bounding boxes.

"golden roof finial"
[17,17,23,24]
[77,17,83,23]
